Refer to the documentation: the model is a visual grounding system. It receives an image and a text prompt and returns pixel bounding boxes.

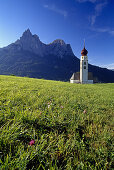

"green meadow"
[0,75,114,169]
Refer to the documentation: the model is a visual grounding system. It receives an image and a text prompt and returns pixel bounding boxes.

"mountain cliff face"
[0,29,114,82]
[4,29,74,58]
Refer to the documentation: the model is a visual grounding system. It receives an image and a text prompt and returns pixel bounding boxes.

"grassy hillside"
[0,75,114,169]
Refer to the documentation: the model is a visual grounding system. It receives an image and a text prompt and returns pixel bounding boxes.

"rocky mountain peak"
[15,29,45,55]
[22,29,32,38]
[20,28,40,41]
[52,39,66,46]
[47,39,74,58]
[4,29,74,57]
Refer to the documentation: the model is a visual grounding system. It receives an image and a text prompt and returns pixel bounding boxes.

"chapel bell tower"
[80,41,88,84]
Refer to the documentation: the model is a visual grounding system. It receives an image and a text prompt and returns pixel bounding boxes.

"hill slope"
[0,75,113,169]
[0,29,114,82]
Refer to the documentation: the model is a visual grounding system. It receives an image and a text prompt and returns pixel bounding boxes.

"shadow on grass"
[22,117,68,135]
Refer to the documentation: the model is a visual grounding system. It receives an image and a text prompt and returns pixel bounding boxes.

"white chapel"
[70,43,93,84]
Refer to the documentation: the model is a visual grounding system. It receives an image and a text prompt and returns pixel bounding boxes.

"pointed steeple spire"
[84,39,85,48]
[81,40,88,56]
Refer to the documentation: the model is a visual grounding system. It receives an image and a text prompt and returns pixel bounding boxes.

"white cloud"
[100,63,114,70]
[91,1,107,25]
[91,27,114,36]
[43,4,68,17]
[109,31,114,36]
[76,0,108,25]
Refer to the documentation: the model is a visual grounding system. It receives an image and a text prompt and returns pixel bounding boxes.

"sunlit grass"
[0,75,114,169]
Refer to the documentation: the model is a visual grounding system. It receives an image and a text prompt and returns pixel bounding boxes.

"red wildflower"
[29,140,35,146]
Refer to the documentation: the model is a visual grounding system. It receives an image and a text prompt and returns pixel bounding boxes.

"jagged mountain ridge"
[0,29,114,82]
[3,29,74,58]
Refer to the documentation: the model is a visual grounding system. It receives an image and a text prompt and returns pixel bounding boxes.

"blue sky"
[0,0,114,69]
